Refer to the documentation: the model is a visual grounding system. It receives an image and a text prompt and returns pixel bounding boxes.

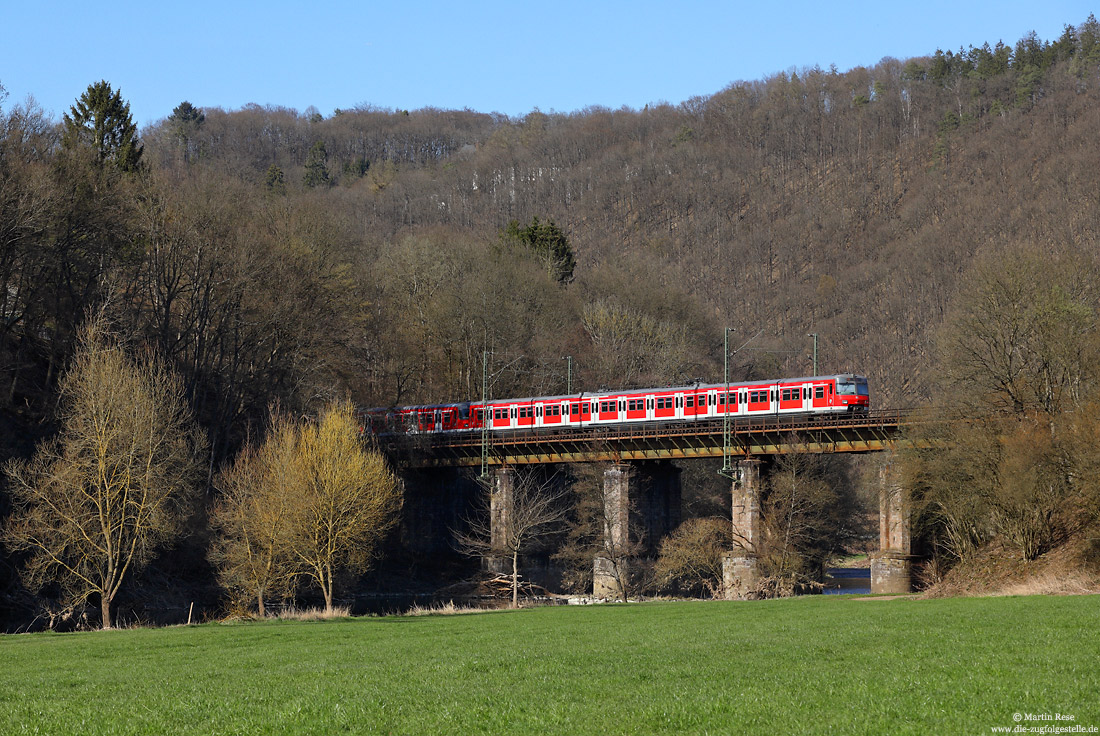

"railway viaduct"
[378,409,921,599]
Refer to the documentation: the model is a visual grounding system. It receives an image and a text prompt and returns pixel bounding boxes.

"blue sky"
[2,1,1096,128]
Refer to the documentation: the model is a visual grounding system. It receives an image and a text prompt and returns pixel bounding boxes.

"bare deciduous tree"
[287,401,402,614]
[459,470,570,608]
[655,517,731,598]
[208,413,299,615]
[3,315,206,628]
[906,248,1100,565]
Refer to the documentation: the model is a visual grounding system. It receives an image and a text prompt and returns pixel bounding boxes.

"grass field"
[2,595,1099,735]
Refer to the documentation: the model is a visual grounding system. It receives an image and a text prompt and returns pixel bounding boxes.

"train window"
[686,396,694,408]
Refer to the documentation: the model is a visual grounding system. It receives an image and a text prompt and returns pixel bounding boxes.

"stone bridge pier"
[593,461,682,599]
[722,459,762,599]
[871,456,912,594]
[483,466,517,575]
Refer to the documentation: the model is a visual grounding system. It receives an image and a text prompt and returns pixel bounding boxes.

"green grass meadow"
[2,595,1099,735]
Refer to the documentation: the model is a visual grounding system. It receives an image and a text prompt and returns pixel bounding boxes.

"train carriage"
[361,374,868,436]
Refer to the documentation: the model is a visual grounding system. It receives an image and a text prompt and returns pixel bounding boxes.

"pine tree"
[502,216,576,284]
[168,101,205,163]
[302,140,331,188]
[62,80,143,172]
[264,164,287,195]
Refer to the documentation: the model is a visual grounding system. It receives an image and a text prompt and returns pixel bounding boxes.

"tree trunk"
[323,569,334,614]
[257,590,266,617]
[101,595,112,630]
[511,549,519,609]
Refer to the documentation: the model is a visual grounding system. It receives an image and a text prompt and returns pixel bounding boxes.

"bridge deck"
[379,408,922,468]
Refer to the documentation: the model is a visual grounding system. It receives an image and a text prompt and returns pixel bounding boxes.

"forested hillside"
[3,16,1100,624]
[138,16,1100,415]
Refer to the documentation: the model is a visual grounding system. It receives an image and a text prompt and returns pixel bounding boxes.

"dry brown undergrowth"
[922,533,1100,599]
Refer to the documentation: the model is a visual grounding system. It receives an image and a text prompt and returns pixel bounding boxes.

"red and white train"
[362,373,869,435]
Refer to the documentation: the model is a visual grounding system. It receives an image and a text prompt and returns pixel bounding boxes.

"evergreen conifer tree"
[62,80,143,172]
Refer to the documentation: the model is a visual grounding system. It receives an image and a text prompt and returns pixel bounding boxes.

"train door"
[535,404,544,428]
[619,397,627,423]
[674,393,684,420]
[646,394,655,421]
[509,405,517,429]
[802,383,814,412]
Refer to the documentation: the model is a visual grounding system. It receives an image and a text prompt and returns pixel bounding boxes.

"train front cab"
[834,375,869,412]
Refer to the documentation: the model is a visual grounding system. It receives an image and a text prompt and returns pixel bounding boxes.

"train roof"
[360,374,867,413]
[477,374,867,405]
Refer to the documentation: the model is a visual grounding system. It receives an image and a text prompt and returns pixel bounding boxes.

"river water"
[823,567,871,595]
